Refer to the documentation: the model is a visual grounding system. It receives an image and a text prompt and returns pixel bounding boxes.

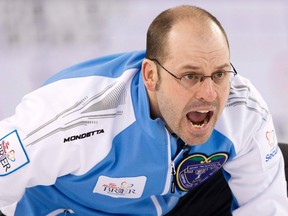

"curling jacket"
[0,50,287,215]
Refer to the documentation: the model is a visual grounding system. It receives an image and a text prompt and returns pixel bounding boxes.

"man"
[0,5,287,216]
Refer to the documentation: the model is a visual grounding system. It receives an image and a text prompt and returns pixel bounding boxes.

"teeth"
[197,110,209,113]
[192,123,205,128]
[191,118,208,128]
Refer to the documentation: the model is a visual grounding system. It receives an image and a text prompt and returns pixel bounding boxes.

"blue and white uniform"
[0,50,287,215]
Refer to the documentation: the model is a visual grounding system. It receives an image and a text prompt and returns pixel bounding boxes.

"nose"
[195,78,217,102]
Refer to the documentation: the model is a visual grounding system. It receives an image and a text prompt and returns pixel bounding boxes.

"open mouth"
[186,110,213,128]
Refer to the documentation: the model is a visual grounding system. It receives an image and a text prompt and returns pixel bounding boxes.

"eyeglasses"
[149,58,237,89]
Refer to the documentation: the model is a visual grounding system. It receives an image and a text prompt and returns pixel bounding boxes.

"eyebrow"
[181,63,231,71]
[215,63,231,70]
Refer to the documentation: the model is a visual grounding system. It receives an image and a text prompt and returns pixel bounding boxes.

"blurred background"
[0,0,287,142]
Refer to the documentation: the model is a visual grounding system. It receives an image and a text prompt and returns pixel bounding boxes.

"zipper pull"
[171,161,176,193]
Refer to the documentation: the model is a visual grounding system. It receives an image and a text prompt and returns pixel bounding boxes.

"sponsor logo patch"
[93,176,146,198]
[176,153,228,191]
[0,130,29,175]
[265,130,278,162]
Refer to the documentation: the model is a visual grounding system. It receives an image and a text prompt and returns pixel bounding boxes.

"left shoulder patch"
[0,130,29,176]
[257,127,280,170]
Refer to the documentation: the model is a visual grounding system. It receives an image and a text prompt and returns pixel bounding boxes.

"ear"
[141,59,158,91]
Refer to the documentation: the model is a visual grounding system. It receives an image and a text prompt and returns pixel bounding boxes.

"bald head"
[146,5,230,62]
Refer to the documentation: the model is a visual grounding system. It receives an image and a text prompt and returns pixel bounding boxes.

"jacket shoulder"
[43,50,145,85]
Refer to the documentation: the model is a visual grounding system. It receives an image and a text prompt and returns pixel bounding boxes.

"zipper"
[170,144,191,193]
[170,161,176,193]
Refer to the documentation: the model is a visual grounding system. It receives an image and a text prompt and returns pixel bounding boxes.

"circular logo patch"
[176,153,228,191]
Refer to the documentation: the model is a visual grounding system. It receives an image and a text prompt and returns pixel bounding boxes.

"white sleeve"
[0,74,129,208]
[0,83,81,208]
[224,115,288,215]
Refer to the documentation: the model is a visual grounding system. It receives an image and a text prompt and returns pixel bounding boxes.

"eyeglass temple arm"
[230,63,238,75]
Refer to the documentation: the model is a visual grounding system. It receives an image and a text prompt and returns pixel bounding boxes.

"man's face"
[149,20,231,145]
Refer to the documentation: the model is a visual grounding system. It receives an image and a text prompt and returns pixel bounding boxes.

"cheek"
[167,87,188,107]
[217,87,230,108]
[157,85,186,116]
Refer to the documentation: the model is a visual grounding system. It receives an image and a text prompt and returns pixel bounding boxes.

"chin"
[185,132,212,146]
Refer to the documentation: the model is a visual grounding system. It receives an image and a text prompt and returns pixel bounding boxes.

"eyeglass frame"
[148,58,238,88]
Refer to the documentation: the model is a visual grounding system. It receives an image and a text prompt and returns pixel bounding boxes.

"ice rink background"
[0,0,287,142]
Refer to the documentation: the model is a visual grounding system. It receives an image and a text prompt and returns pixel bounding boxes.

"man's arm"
[224,115,288,215]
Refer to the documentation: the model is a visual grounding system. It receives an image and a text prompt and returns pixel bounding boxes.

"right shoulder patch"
[0,130,29,176]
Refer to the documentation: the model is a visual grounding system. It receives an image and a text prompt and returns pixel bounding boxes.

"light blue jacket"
[0,50,287,215]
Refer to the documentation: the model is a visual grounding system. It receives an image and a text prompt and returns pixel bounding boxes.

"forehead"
[166,19,230,63]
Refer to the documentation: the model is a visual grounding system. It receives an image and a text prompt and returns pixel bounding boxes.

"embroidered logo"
[176,153,228,191]
[266,130,276,148]
[265,130,278,162]
[0,130,29,175]
[93,176,146,198]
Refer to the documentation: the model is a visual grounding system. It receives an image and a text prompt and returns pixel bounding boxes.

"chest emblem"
[176,153,228,191]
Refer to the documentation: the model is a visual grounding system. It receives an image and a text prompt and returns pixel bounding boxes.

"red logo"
[266,130,276,148]
[0,140,16,172]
